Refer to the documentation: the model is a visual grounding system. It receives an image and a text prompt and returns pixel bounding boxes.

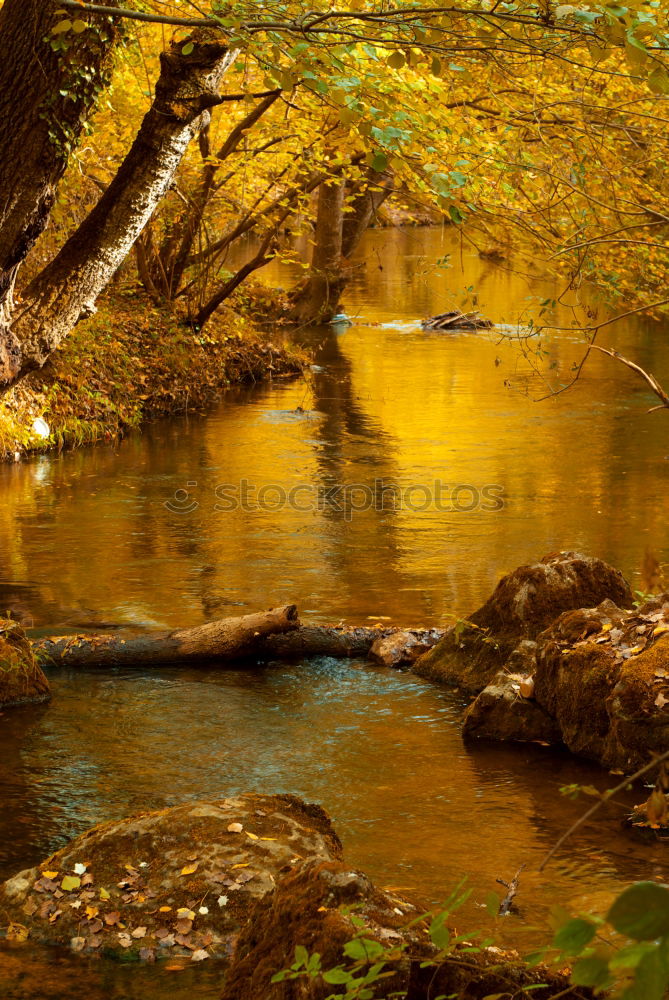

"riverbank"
[0,288,306,462]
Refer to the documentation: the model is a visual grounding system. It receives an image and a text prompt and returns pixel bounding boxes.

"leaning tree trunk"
[0,0,121,372]
[0,31,236,393]
[287,179,347,325]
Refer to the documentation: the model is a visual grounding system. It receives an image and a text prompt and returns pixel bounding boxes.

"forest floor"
[0,285,307,462]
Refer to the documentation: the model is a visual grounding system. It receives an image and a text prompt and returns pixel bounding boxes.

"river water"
[0,227,668,998]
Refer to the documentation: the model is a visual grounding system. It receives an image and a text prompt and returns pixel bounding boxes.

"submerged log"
[421,310,493,331]
[33,605,299,668]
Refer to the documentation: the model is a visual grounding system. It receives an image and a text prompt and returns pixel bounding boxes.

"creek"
[0,226,667,998]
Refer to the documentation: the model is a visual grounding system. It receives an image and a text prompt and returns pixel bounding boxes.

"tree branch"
[589,344,669,412]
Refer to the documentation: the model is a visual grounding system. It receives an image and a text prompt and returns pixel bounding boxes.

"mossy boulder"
[413,552,632,694]
[0,617,50,707]
[222,858,586,1000]
[534,596,669,770]
[464,595,669,771]
[221,859,423,1000]
[0,794,341,961]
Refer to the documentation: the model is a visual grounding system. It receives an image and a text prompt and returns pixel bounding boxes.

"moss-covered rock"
[533,597,669,770]
[412,552,632,694]
[0,618,50,707]
[222,857,586,1000]
[463,671,562,744]
[0,794,341,961]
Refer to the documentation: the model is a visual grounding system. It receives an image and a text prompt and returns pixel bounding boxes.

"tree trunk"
[0,31,236,392]
[148,90,282,300]
[0,0,121,369]
[341,168,394,258]
[287,180,347,325]
[33,605,299,668]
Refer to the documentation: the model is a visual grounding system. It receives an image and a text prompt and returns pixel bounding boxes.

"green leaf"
[182,42,195,55]
[372,152,388,172]
[294,944,309,968]
[323,968,352,984]
[344,938,384,961]
[571,956,611,988]
[553,917,596,955]
[51,19,72,35]
[72,19,87,33]
[608,883,669,940]
[61,875,81,891]
[623,939,669,1000]
[449,205,465,224]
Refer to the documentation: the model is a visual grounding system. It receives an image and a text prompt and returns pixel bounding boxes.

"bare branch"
[589,344,669,412]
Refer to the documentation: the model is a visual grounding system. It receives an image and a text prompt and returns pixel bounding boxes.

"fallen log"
[33,605,299,668]
[31,616,444,669]
[259,625,443,661]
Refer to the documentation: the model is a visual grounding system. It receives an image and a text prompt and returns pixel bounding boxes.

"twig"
[496,863,525,915]
[538,749,669,872]
[588,344,669,412]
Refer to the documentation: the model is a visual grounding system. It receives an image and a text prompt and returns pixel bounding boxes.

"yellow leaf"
[159,906,172,913]
[180,862,199,876]
[6,922,29,942]
[61,875,81,891]
[43,871,59,879]
[99,888,110,900]
[246,832,259,841]
[231,863,250,870]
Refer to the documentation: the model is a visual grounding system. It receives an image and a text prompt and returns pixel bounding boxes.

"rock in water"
[369,629,442,668]
[0,617,50,707]
[534,596,669,770]
[0,794,342,960]
[412,551,632,694]
[463,672,561,744]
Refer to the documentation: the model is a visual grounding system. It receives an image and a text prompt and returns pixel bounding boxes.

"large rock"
[221,859,423,1000]
[0,618,50,707]
[413,552,632,694]
[534,596,669,770]
[222,858,585,1000]
[463,595,669,771]
[0,794,341,960]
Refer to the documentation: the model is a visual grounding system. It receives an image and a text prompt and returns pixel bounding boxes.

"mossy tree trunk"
[0,13,236,394]
[0,0,121,371]
[287,179,347,325]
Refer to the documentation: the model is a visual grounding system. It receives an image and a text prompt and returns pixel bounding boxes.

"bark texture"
[0,0,121,369]
[0,31,236,391]
[341,168,393,258]
[33,605,299,668]
[287,180,347,325]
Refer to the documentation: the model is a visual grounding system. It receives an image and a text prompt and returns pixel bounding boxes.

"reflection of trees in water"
[291,323,433,621]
